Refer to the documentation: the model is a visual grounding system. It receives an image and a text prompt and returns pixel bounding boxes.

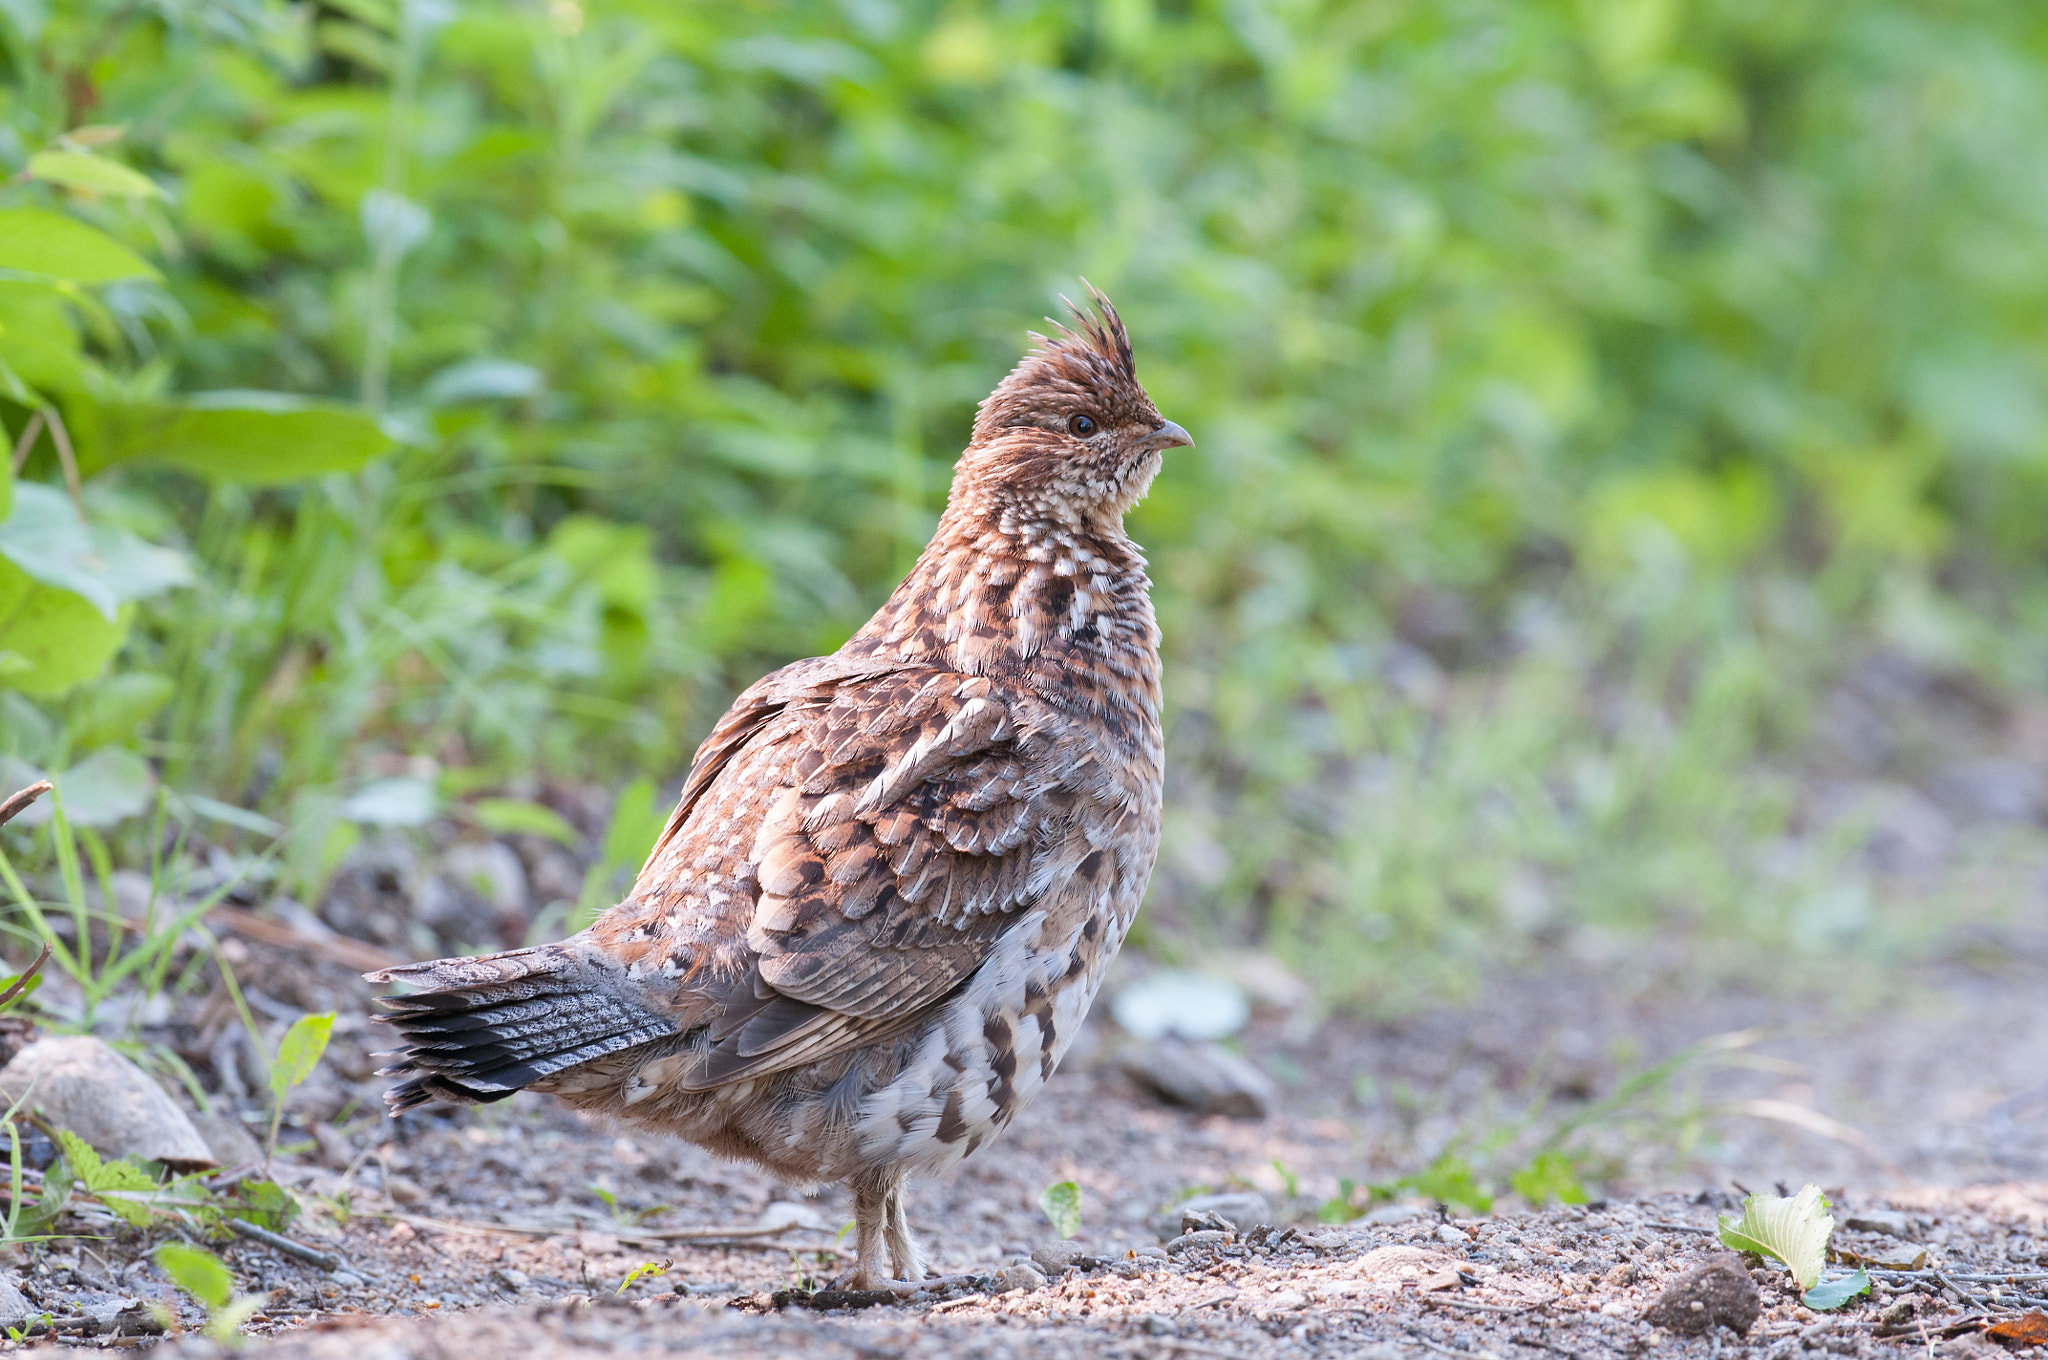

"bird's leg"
[833,1171,889,1291]
[883,1175,928,1282]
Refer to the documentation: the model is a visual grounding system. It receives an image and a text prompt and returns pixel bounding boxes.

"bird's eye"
[1068,414,1097,437]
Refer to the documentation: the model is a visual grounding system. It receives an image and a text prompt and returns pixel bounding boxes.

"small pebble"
[1436,1224,1472,1246]
[996,1262,1047,1293]
[1142,1313,1177,1335]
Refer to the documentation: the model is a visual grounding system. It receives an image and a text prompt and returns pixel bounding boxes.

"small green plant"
[0,784,262,1030]
[1509,1151,1589,1206]
[1270,1160,1299,1201]
[1039,1180,1081,1240]
[266,1012,334,1167]
[617,1259,671,1294]
[1718,1183,1871,1310]
[155,1241,265,1342]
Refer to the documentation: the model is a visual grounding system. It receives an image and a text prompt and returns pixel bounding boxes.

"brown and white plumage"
[369,287,1188,1287]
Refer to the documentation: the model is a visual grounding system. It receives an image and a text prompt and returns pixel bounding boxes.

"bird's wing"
[606,664,1105,1089]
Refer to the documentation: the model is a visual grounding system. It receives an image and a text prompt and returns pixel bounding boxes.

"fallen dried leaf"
[1986,1311,2048,1350]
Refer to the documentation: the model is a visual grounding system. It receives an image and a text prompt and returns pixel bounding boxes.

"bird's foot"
[821,1268,978,1297]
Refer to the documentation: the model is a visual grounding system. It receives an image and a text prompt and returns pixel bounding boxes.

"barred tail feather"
[367,944,676,1113]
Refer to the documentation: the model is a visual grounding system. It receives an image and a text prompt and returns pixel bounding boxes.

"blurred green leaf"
[1039,1180,1081,1240]
[1406,1154,1492,1215]
[0,483,193,621]
[26,151,163,199]
[155,1241,233,1310]
[71,395,391,483]
[1509,1152,1588,1207]
[0,208,156,282]
[0,559,127,696]
[472,797,580,847]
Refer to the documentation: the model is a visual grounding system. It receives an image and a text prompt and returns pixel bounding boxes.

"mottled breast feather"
[588,646,1135,1091]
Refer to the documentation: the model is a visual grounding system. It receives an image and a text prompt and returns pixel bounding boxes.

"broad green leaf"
[1510,1151,1589,1206]
[44,747,155,826]
[1718,1184,1833,1290]
[155,1241,233,1310]
[221,1176,300,1231]
[0,483,194,620]
[0,281,84,394]
[70,393,391,483]
[0,208,157,283]
[1039,1180,1081,1240]
[1803,1269,1871,1311]
[269,1012,335,1105]
[472,797,581,847]
[26,151,164,199]
[0,558,127,696]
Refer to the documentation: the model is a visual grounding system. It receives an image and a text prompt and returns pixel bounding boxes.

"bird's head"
[956,285,1191,529]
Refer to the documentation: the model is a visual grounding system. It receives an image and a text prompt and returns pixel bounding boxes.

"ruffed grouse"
[368,288,1188,1288]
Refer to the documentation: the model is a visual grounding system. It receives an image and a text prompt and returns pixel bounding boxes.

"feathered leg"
[884,1176,928,1282]
[838,1170,889,1291]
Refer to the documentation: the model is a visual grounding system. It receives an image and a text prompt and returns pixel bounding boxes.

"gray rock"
[0,1273,30,1329]
[189,1112,264,1169]
[1436,1223,1472,1246]
[1141,1313,1177,1336]
[1929,758,2044,825]
[1166,1230,1228,1255]
[0,1035,214,1169]
[1845,1210,1914,1237]
[995,1262,1047,1292]
[1354,1345,1412,1360]
[1156,1190,1271,1239]
[1030,1241,1093,1273]
[1120,1038,1276,1119]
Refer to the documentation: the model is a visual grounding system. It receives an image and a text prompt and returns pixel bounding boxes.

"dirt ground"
[8,913,2047,1359]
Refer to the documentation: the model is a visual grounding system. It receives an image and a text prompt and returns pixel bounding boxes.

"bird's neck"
[842,501,1162,709]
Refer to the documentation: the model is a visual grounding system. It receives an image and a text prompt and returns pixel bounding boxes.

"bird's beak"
[1147,420,1193,452]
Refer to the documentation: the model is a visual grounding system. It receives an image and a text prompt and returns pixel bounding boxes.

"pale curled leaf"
[1718,1183,1833,1289]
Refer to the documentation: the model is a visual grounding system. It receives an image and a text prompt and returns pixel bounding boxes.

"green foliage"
[1718,1183,1833,1290]
[1804,1269,1872,1312]
[268,1013,335,1107]
[1039,1180,1081,1240]
[155,1241,264,1342]
[1,0,2045,997]
[1509,1152,1589,1208]
[1402,1154,1492,1216]
[266,1011,334,1165]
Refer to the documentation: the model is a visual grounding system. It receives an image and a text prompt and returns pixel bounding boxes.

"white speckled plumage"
[369,287,1187,1288]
